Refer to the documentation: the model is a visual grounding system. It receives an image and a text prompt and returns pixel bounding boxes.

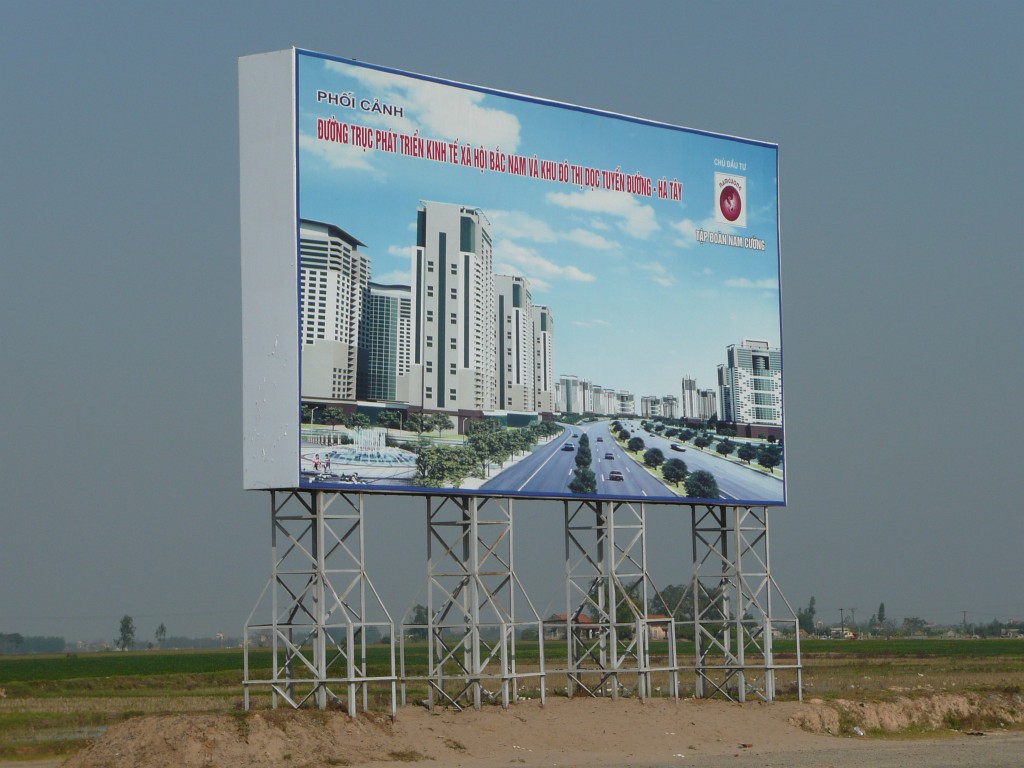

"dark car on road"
[670,443,685,452]
[608,470,624,481]
[562,443,575,451]
[604,452,614,460]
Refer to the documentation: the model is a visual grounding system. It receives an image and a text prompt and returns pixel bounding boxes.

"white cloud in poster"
[546,189,658,239]
[494,240,596,285]
[493,264,552,292]
[639,261,676,287]
[326,61,521,151]
[387,245,416,259]
[488,210,617,250]
[373,269,413,285]
[299,132,376,172]
[724,277,779,289]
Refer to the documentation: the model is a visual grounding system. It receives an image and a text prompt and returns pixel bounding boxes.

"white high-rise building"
[717,339,782,425]
[641,396,661,418]
[662,395,679,419]
[616,391,636,416]
[681,376,699,419]
[495,274,535,412]
[532,305,555,413]
[591,384,607,416]
[558,374,581,413]
[411,202,496,412]
[299,219,371,402]
[698,389,718,421]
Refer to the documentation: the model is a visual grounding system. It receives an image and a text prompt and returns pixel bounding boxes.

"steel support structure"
[690,504,801,702]
[243,490,397,716]
[404,495,544,710]
[562,499,667,700]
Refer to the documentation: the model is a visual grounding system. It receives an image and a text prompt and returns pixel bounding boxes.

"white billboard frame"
[240,48,785,505]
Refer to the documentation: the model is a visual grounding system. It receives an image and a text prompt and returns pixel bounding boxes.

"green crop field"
[3,639,1024,762]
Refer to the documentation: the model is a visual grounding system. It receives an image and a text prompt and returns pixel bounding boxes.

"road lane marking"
[517,434,573,491]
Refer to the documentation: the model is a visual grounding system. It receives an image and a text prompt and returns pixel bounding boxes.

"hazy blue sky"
[2,1,1022,644]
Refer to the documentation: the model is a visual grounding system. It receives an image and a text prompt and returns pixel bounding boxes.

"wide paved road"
[616,418,785,503]
[480,419,784,504]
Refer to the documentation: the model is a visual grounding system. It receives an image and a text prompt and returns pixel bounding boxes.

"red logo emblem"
[719,185,742,222]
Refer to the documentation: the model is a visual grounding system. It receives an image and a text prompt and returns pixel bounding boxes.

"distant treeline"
[0,633,65,654]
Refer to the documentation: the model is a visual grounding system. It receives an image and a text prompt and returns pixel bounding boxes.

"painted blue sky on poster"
[297,53,782,399]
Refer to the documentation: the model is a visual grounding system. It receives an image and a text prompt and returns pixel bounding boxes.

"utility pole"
[963,611,968,636]
[839,608,845,637]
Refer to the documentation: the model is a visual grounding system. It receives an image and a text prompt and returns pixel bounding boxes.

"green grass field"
[3,638,1024,762]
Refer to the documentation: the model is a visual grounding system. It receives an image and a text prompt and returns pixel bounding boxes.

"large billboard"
[241,48,785,505]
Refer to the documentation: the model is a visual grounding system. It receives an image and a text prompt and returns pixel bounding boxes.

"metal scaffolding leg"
[243,490,397,716]
[691,504,801,702]
[562,499,659,700]
[411,495,545,710]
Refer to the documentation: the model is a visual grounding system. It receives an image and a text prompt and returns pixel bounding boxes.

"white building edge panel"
[240,49,299,489]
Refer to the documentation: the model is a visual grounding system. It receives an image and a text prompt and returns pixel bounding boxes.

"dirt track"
[48,696,1024,768]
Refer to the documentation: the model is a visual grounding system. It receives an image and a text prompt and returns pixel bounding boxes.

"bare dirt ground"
[43,693,1024,768]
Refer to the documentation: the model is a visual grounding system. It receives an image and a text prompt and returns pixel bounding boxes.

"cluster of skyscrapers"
[555,338,781,429]
[298,200,781,430]
[679,339,782,426]
[299,202,556,419]
[555,375,637,417]
[715,339,782,425]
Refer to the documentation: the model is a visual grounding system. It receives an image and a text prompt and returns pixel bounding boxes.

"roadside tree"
[684,470,720,499]
[757,444,783,473]
[661,458,687,486]
[569,466,597,494]
[575,445,592,467]
[348,413,371,430]
[737,443,757,463]
[430,413,454,438]
[406,412,429,435]
[376,409,403,435]
[643,447,665,467]
[323,407,346,430]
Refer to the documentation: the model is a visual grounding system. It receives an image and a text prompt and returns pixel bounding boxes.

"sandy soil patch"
[53,694,1024,768]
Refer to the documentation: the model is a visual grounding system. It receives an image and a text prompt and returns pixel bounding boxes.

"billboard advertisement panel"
[241,48,785,505]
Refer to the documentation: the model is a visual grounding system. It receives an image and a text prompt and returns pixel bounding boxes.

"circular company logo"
[719,185,742,222]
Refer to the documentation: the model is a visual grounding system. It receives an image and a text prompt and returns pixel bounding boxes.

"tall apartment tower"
[590,384,607,416]
[717,339,782,425]
[411,202,496,412]
[299,219,371,401]
[681,376,699,419]
[495,274,536,412]
[532,305,555,414]
[558,374,580,413]
[662,395,679,419]
[698,389,718,421]
[358,282,412,403]
[616,391,636,416]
